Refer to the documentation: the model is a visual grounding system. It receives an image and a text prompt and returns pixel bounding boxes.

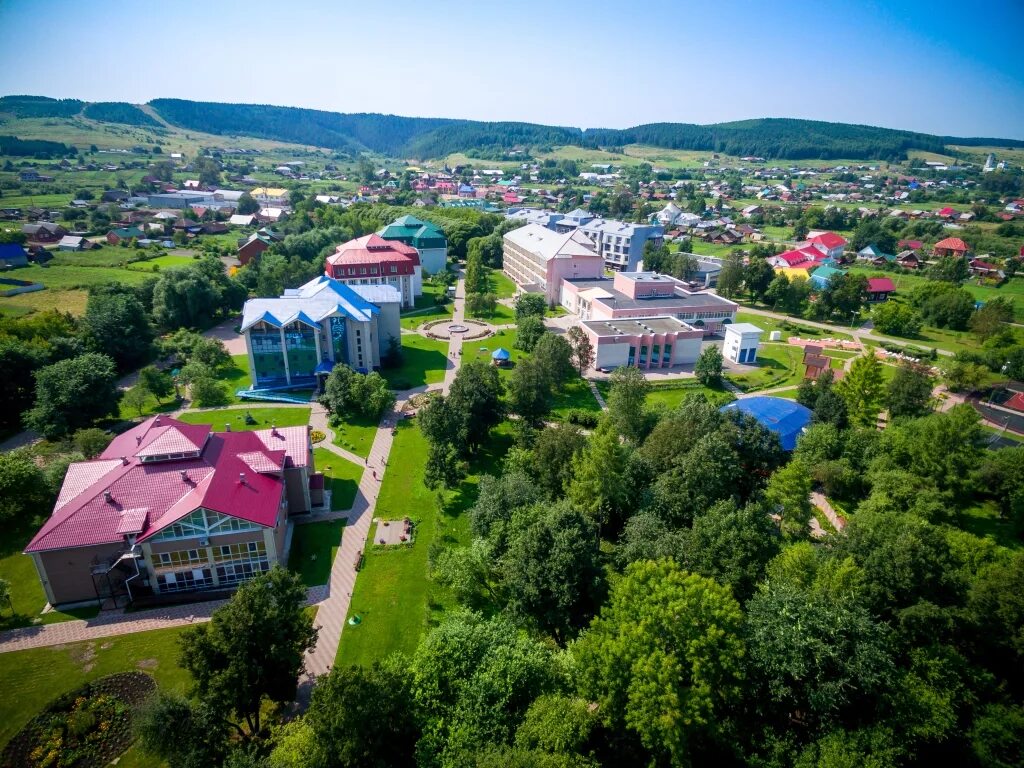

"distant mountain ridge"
[2,94,1022,162]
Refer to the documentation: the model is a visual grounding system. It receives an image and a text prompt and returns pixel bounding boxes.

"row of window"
[151,508,261,542]
[338,265,402,276]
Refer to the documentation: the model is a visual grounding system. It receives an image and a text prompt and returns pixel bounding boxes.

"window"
[156,549,204,569]
[390,265,398,273]
[157,568,213,593]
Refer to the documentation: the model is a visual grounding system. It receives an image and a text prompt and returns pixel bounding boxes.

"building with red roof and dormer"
[325,233,422,308]
[23,415,318,608]
[933,237,970,258]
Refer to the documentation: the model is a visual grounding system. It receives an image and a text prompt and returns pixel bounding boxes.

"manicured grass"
[337,421,513,666]
[0,523,101,631]
[469,301,515,323]
[550,376,603,419]
[288,520,344,587]
[176,406,310,431]
[489,268,518,299]
[726,343,805,392]
[118,386,180,420]
[314,447,362,510]
[465,329,522,374]
[0,626,192,751]
[594,379,735,409]
[330,411,380,458]
[221,354,253,403]
[380,334,450,390]
[399,286,453,330]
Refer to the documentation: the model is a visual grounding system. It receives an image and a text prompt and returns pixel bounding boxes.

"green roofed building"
[377,215,447,274]
[809,264,847,290]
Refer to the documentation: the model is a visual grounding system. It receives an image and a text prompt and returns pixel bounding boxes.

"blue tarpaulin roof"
[720,396,812,451]
[491,347,511,360]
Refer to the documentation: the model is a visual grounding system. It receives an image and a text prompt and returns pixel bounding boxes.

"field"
[380,334,450,390]
[595,379,735,410]
[176,406,311,431]
[288,520,344,587]
[0,626,192,753]
[0,262,155,315]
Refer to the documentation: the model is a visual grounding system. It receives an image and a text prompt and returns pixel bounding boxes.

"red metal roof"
[26,416,311,553]
[867,277,896,293]
[1005,392,1024,412]
[808,232,847,249]
[934,237,968,252]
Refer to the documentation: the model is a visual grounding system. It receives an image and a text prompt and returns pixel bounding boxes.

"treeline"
[82,101,160,126]
[583,118,958,161]
[0,135,75,156]
[0,95,84,117]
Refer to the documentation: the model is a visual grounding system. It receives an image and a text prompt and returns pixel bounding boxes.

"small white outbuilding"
[723,323,764,364]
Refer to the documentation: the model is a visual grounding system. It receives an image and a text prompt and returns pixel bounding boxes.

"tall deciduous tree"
[508,357,552,426]
[515,315,547,352]
[566,326,595,374]
[765,459,814,540]
[532,424,586,498]
[568,421,629,530]
[82,287,154,371]
[575,560,745,765]
[694,344,723,386]
[303,660,420,768]
[179,567,317,739]
[606,365,650,443]
[25,352,121,439]
[886,362,933,420]
[501,500,604,641]
[531,333,574,387]
[836,353,884,427]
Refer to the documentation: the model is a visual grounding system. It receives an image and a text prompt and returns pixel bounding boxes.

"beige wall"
[37,543,124,606]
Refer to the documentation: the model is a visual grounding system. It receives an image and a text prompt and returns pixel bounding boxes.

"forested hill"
[3,94,1023,161]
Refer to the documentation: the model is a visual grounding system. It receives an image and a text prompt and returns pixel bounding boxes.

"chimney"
[122,456,129,465]
[180,470,188,482]
[136,435,142,445]
[239,472,246,484]
[103,490,113,503]
[225,424,231,432]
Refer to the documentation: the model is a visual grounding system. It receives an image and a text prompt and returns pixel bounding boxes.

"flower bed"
[1,672,157,768]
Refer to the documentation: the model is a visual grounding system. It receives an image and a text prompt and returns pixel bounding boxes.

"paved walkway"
[0,586,328,654]
[810,491,846,531]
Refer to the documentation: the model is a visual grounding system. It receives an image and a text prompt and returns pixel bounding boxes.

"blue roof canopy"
[720,396,812,451]
[491,347,511,361]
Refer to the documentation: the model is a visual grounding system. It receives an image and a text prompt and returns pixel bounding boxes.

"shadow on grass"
[288,520,345,587]
[382,345,449,389]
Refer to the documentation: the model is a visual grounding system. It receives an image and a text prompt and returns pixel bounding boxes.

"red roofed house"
[898,239,924,252]
[969,259,1005,279]
[24,415,317,608]
[325,233,422,308]
[805,231,848,260]
[767,246,828,269]
[802,344,830,380]
[933,237,970,258]
[866,277,896,302]
[937,207,957,219]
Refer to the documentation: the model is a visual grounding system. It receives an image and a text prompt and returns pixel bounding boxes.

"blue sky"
[0,0,1021,138]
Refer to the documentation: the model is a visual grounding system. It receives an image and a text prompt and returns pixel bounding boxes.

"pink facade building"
[502,224,605,305]
[560,272,737,334]
[583,316,704,371]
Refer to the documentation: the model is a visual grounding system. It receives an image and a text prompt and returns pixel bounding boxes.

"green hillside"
[2,94,1023,162]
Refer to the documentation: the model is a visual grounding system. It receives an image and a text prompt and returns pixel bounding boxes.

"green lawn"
[0,626,192,752]
[337,421,513,666]
[314,447,362,510]
[400,286,453,330]
[288,520,344,587]
[465,329,522,375]
[550,376,603,419]
[0,262,157,316]
[595,379,735,410]
[176,406,310,431]
[726,343,805,392]
[220,354,253,402]
[330,411,380,458]
[469,301,515,323]
[488,268,518,299]
[381,335,450,390]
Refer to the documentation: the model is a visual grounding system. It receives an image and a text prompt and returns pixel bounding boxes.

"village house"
[865,277,897,302]
[22,222,67,243]
[802,344,831,379]
[0,242,29,268]
[933,236,970,259]
[107,226,145,245]
[237,233,272,266]
[58,235,91,252]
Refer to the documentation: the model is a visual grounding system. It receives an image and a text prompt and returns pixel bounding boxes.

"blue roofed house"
[809,264,847,290]
[239,275,402,390]
[0,242,29,268]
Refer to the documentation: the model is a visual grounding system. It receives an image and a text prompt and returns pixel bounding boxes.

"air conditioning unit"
[199,538,209,546]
